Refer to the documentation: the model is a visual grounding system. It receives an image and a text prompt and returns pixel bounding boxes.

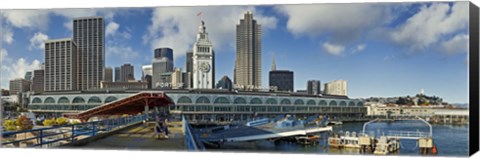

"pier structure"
[328,117,437,155]
[361,117,435,155]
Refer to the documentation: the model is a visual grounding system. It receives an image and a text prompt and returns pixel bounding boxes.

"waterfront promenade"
[66,121,185,150]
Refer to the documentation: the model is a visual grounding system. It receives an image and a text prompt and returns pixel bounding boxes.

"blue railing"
[182,115,205,151]
[1,114,147,148]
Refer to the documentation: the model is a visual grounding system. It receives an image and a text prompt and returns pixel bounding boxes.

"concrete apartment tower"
[192,20,214,89]
[104,67,113,82]
[73,16,105,90]
[44,38,78,91]
[120,64,135,82]
[234,11,262,90]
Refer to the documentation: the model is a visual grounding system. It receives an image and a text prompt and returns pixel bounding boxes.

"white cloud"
[144,6,277,60]
[276,3,393,43]
[352,44,366,54]
[322,42,345,56]
[106,45,140,61]
[1,57,41,89]
[1,10,50,30]
[29,32,49,50]
[440,34,469,55]
[106,21,120,37]
[2,27,14,45]
[390,2,468,51]
[0,48,8,63]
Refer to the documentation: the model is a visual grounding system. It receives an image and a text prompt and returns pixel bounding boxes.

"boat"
[327,121,343,126]
[295,135,320,145]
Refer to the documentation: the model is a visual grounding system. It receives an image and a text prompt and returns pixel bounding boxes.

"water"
[211,121,469,156]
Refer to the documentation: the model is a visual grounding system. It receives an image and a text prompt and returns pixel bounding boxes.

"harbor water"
[209,121,469,156]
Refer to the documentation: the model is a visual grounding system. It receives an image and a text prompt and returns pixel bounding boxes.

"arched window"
[88,96,102,104]
[177,96,192,104]
[44,97,55,104]
[58,97,70,104]
[234,98,247,104]
[214,97,230,104]
[357,102,364,106]
[32,98,42,103]
[250,98,262,104]
[339,101,347,106]
[349,101,355,106]
[294,99,304,105]
[319,100,328,106]
[307,100,316,105]
[104,96,118,103]
[329,100,337,106]
[281,99,291,105]
[196,96,210,104]
[72,97,85,104]
[266,98,277,105]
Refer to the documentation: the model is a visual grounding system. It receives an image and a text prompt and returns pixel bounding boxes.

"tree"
[15,115,34,130]
[55,118,69,125]
[3,119,17,131]
[43,118,56,126]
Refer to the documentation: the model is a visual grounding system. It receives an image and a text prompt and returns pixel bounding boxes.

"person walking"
[154,116,163,139]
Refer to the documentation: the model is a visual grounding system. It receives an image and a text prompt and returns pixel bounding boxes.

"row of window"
[32,96,118,104]
[177,96,363,106]
[174,105,365,113]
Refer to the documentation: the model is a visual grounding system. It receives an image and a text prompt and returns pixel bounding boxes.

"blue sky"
[0,2,470,103]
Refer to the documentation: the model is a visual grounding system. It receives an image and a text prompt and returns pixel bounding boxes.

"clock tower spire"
[192,19,214,89]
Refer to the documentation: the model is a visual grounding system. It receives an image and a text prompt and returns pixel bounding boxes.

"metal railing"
[387,130,426,139]
[1,114,147,148]
[182,115,205,151]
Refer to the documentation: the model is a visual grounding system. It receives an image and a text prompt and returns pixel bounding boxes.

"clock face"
[200,62,210,73]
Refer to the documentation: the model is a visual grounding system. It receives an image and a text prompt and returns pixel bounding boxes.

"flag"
[197,12,203,16]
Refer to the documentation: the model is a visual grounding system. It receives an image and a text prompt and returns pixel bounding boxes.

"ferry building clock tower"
[192,20,215,89]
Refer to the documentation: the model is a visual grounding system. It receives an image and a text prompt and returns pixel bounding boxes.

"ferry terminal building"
[28,89,366,122]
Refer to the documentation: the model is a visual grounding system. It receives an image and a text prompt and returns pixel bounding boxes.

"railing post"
[92,122,97,136]
[39,130,44,147]
[71,125,75,142]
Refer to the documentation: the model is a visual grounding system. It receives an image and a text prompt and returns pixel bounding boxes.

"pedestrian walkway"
[76,121,185,150]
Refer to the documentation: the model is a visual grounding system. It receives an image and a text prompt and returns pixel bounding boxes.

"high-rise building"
[114,67,120,82]
[307,80,321,95]
[145,75,152,89]
[24,71,32,81]
[142,64,153,80]
[192,20,215,89]
[9,78,31,94]
[120,64,134,82]
[216,76,233,91]
[154,48,174,61]
[269,70,294,92]
[324,80,347,96]
[73,16,105,90]
[185,52,193,89]
[44,38,78,91]
[152,58,174,89]
[104,67,113,82]
[234,11,262,89]
[268,55,293,92]
[171,68,183,89]
[152,48,174,89]
[181,72,188,89]
[31,69,44,93]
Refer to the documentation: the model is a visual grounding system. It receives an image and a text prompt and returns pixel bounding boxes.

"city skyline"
[0,2,469,103]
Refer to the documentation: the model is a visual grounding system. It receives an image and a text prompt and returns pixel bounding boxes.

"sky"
[0,2,470,103]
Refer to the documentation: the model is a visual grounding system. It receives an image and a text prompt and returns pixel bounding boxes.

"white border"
[0,0,475,158]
